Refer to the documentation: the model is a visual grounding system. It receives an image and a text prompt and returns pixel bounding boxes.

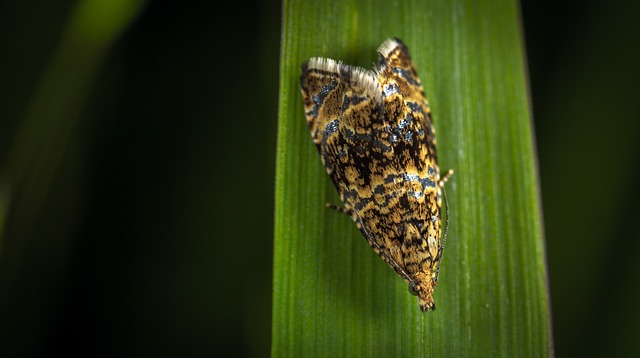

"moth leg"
[325,203,352,216]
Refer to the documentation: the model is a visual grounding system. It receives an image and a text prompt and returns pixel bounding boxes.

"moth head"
[409,275,436,312]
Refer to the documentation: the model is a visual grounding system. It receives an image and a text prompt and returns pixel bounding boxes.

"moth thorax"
[405,223,438,261]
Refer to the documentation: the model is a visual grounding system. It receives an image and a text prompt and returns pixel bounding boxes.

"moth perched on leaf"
[300,38,452,311]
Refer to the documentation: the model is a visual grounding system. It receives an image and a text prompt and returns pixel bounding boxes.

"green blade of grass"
[273,0,551,356]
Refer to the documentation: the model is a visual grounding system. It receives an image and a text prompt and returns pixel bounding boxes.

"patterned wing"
[371,39,444,310]
[375,38,444,259]
[300,58,385,214]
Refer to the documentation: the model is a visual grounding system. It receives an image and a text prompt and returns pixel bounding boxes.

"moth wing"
[300,58,385,212]
[377,38,437,152]
[375,39,444,270]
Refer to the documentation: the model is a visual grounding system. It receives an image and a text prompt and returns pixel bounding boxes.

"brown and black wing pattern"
[300,39,448,311]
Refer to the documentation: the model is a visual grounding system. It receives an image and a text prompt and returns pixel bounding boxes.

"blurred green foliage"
[0,0,639,357]
[524,0,640,356]
[0,0,278,356]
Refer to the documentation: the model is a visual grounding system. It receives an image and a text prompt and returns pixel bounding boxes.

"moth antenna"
[434,176,451,283]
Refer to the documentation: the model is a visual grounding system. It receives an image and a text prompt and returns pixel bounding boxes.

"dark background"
[1,0,639,357]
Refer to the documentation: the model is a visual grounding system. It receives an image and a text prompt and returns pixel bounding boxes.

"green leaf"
[273,0,551,356]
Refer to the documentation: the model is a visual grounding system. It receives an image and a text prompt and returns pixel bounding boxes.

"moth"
[300,38,452,311]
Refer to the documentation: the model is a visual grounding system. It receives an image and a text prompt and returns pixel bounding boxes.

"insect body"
[300,38,452,311]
